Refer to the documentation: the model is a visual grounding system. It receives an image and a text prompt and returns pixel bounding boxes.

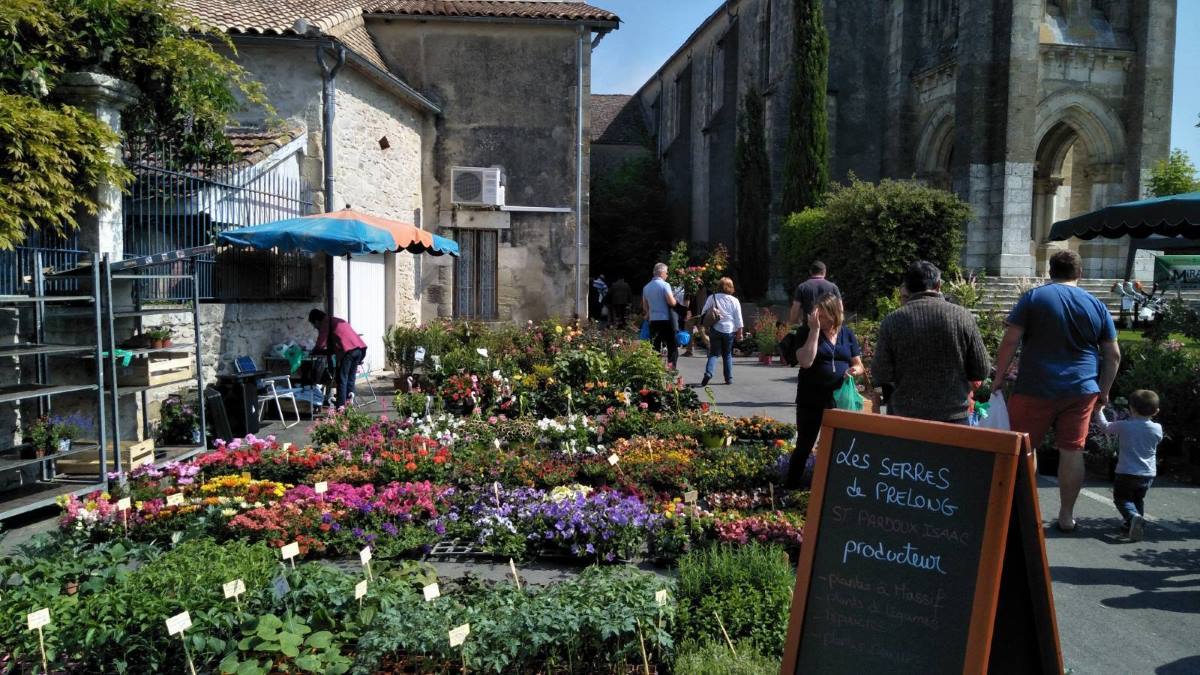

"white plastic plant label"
[449,624,470,647]
[414,346,426,363]
[359,546,372,564]
[314,481,328,494]
[476,348,489,358]
[355,579,368,600]
[166,611,192,636]
[280,542,300,561]
[165,493,184,507]
[27,608,50,631]
[683,490,698,504]
[655,590,668,606]
[607,453,620,466]
[222,579,245,599]
[423,583,441,601]
[116,497,131,511]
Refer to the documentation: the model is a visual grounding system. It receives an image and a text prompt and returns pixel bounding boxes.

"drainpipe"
[317,41,346,317]
[575,26,586,320]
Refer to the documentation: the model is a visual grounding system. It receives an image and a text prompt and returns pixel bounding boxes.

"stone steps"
[974,277,1200,315]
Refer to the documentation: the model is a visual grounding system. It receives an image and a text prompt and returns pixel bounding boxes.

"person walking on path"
[607,276,632,328]
[871,261,990,423]
[993,250,1121,532]
[788,292,864,488]
[642,262,679,370]
[1094,390,1162,541]
[589,274,608,322]
[788,260,841,325]
[699,276,744,386]
[308,308,368,408]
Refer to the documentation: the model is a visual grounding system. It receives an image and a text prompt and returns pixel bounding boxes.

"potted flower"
[21,414,89,458]
[147,327,173,349]
[159,395,201,445]
[752,308,779,364]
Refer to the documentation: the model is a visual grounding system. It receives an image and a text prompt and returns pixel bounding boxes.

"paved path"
[676,352,1200,674]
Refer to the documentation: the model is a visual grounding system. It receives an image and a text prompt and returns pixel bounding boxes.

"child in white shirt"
[1093,389,1163,542]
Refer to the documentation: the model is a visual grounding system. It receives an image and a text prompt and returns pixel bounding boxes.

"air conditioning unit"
[451,166,505,207]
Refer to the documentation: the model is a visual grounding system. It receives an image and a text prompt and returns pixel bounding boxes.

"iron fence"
[123,141,316,302]
[0,230,87,296]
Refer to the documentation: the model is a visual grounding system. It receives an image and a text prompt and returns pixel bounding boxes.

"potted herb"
[147,327,172,349]
[21,414,89,458]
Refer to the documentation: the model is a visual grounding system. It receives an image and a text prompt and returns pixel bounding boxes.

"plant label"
[280,542,300,561]
[423,583,441,601]
[414,346,426,363]
[607,453,620,466]
[166,611,191,636]
[359,546,372,564]
[493,481,501,503]
[314,481,328,494]
[272,575,290,598]
[476,348,489,358]
[116,497,132,511]
[431,355,441,371]
[26,608,50,631]
[222,579,245,599]
[683,490,698,505]
[491,369,502,380]
[355,579,367,600]
[449,624,470,648]
[655,590,668,606]
[165,493,184,507]
[509,558,521,589]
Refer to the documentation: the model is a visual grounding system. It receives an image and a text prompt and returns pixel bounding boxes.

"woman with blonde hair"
[699,277,744,386]
[787,292,864,488]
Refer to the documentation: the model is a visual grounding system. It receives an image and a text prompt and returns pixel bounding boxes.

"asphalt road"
[675,352,1200,674]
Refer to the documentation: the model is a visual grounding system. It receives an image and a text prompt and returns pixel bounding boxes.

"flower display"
[713,510,805,548]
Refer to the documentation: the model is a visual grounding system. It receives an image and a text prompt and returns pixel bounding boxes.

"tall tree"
[735,86,771,299]
[780,0,830,216]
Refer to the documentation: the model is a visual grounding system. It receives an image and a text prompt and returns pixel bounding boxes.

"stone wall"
[368,20,590,321]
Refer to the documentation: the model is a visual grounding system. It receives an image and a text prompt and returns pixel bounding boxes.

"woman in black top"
[787,292,864,489]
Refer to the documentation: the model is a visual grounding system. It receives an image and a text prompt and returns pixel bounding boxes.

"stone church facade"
[631,0,1176,281]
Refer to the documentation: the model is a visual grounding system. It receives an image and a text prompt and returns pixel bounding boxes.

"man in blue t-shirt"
[994,250,1121,533]
[642,262,679,369]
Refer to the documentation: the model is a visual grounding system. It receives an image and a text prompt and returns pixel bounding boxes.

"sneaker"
[700,374,711,387]
[1128,514,1144,542]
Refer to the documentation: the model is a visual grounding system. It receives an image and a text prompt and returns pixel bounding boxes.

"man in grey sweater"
[871,261,990,423]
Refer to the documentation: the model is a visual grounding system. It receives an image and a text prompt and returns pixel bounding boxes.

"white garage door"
[348,255,386,374]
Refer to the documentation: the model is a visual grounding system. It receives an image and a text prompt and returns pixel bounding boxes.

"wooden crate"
[56,439,155,475]
[117,353,195,387]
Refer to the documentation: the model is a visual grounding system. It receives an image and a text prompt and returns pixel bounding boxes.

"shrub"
[788,177,971,314]
[675,543,794,657]
[673,639,779,675]
[778,207,827,290]
[1115,341,1200,457]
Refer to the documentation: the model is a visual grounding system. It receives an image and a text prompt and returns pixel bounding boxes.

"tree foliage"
[779,0,829,216]
[1146,148,1200,198]
[0,0,269,247]
[777,206,825,290]
[779,177,972,314]
[734,86,772,300]
[589,153,672,285]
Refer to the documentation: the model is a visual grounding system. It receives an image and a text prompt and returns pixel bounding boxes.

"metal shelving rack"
[0,253,108,521]
[100,254,208,470]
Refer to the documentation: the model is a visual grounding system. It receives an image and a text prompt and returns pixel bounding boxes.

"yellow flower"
[555,325,563,334]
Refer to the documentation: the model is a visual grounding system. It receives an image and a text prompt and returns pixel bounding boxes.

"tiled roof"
[590,94,647,145]
[227,125,306,167]
[365,1,618,23]
[175,0,362,36]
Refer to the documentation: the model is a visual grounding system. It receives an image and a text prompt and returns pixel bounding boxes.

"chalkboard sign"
[781,410,1062,675]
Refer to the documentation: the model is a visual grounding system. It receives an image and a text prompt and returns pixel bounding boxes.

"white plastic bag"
[979,391,1010,431]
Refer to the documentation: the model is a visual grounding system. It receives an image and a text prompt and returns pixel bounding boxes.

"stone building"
[627,0,1176,283]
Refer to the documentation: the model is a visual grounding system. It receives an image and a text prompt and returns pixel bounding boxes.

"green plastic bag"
[283,345,305,374]
[833,377,865,411]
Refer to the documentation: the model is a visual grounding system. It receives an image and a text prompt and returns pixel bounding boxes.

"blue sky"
[593,1,1200,162]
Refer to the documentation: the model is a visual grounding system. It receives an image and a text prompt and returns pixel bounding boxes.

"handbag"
[701,295,722,329]
[978,391,1010,430]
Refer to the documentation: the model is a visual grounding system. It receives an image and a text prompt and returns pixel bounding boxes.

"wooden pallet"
[55,439,155,475]
[116,353,194,387]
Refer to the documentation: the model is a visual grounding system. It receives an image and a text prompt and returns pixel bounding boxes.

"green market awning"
[1048,191,1200,241]
[1153,255,1200,289]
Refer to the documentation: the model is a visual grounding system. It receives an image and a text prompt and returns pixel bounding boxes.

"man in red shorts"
[993,250,1121,532]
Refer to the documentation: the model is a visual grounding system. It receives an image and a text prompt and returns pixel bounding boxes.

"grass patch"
[1117,329,1199,350]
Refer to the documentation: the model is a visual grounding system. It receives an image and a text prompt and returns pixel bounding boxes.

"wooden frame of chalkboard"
[781,410,1025,675]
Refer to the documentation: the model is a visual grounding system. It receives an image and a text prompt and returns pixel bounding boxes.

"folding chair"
[234,355,300,429]
[353,356,379,407]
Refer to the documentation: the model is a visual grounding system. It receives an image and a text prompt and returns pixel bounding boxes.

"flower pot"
[700,431,728,449]
[162,338,173,348]
[151,338,165,349]
[757,353,772,365]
